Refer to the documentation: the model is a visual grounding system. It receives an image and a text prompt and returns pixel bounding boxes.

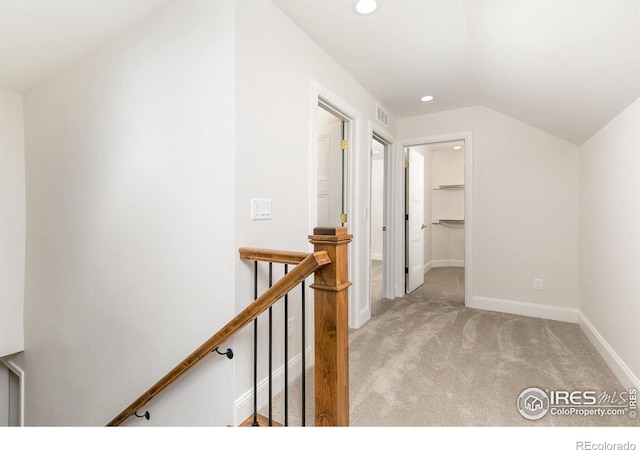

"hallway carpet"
[268,267,636,427]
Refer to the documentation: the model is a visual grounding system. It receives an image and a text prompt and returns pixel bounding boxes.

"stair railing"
[107,227,352,427]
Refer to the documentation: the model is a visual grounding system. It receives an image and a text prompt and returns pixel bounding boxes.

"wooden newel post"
[309,227,353,426]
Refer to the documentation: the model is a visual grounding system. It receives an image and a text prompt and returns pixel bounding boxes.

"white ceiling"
[1,0,638,145]
[0,0,173,92]
[272,0,640,144]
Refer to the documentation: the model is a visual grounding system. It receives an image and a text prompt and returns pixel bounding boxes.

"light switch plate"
[251,199,272,220]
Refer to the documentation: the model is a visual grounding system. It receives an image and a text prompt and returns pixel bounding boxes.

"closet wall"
[426,143,465,269]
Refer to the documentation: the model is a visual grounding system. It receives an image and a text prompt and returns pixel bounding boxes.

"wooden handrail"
[107,250,331,426]
[239,248,311,265]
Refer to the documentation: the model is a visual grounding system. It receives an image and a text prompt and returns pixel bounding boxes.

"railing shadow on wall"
[107,227,352,427]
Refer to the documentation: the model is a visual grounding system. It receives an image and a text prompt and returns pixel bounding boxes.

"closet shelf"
[432,219,465,225]
[433,184,464,190]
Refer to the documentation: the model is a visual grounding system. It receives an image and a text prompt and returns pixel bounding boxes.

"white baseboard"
[233,347,312,426]
[578,312,640,390]
[358,304,371,329]
[432,259,464,268]
[423,261,432,273]
[468,295,579,323]
[468,296,639,390]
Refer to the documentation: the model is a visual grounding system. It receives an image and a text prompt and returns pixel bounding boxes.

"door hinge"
[382,226,386,231]
[340,213,348,224]
[405,160,409,169]
[342,140,349,150]
[405,214,409,220]
[405,267,409,274]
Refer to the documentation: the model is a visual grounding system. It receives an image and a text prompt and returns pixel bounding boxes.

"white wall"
[398,106,580,319]
[233,0,396,422]
[0,89,25,358]
[579,97,640,388]
[23,0,236,425]
[430,147,464,268]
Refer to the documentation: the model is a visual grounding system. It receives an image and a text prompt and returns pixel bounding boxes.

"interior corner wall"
[0,89,25,358]
[398,106,580,317]
[23,0,236,425]
[233,0,397,422]
[579,97,640,388]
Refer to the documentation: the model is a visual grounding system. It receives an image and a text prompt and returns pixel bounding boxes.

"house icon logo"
[525,395,543,411]
[517,388,550,420]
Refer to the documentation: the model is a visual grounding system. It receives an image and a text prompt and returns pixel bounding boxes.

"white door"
[406,147,425,293]
[317,107,345,227]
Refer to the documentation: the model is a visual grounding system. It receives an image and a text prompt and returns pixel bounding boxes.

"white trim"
[423,261,433,273]
[361,121,396,327]
[468,295,579,323]
[359,120,395,326]
[394,132,474,305]
[578,312,640,390]
[381,134,395,301]
[0,358,24,426]
[357,304,371,327]
[310,80,361,329]
[432,259,464,268]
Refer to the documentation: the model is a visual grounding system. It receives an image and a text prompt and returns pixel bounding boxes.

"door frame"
[391,132,474,304]
[365,126,395,318]
[309,81,361,328]
[0,358,24,426]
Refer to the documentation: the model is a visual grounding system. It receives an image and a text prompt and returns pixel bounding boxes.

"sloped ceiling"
[0,0,173,92]
[1,0,638,145]
[271,0,640,144]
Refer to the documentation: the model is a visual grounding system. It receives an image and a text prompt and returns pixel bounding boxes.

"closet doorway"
[404,138,468,297]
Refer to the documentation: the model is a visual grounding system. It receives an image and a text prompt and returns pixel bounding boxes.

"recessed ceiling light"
[420,95,434,102]
[453,146,462,150]
[353,0,378,15]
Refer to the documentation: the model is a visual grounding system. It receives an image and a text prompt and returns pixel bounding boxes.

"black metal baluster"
[284,264,289,426]
[252,261,259,426]
[301,280,306,427]
[268,262,273,426]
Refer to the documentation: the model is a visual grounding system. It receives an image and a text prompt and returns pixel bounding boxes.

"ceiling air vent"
[376,103,388,127]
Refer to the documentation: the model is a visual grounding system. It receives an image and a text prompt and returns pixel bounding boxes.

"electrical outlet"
[288,318,294,337]
[534,279,543,291]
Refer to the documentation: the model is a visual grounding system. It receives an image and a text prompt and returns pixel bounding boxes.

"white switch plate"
[251,199,272,220]
[534,278,543,291]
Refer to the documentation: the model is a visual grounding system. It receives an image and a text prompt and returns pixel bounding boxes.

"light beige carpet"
[267,267,637,427]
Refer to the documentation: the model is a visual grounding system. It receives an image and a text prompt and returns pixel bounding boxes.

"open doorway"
[370,134,387,311]
[313,90,362,328]
[316,105,349,228]
[0,358,23,426]
[401,134,472,304]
